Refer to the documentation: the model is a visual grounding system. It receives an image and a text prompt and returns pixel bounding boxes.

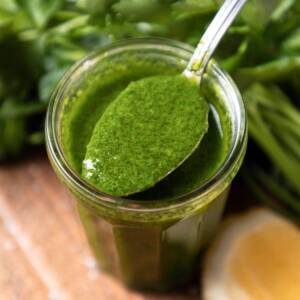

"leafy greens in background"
[0,0,299,219]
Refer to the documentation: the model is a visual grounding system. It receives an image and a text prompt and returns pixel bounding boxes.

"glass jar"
[45,38,247,291]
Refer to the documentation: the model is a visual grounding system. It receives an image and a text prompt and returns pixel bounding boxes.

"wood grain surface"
[0,153,199,300]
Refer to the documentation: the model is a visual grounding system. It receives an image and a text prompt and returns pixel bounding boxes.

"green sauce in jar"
[53,42,239,291]
[61,56,231,200]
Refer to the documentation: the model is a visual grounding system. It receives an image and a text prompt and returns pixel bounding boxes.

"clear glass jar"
[45,38,247,291]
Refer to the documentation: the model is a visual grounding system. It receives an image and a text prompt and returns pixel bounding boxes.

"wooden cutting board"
[0,152,199,300]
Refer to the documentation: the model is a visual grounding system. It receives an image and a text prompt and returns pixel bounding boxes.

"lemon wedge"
[203,209,300,300]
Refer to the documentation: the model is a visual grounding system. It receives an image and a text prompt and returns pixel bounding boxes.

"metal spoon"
[184,0,248,82]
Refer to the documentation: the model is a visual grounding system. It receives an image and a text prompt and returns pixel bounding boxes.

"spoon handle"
[184,0,248,79]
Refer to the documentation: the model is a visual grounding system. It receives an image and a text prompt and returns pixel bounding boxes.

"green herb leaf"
[281,27,300,54]
[0,0,18,12]
[240,0,282,31]
[16,0,63,28]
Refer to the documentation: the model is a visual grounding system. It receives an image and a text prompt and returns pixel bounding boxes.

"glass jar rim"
[46,37,247,214]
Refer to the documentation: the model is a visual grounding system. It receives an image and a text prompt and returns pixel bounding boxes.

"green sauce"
[58,49,233,291]
[82,75,209,196]
[61,56,231,200]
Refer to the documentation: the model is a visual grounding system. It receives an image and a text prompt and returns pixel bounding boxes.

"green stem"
[236,56,300,83]
[261,110,300,141]
[276,132,300,162]
[242,168,282,210]
[221,39,248,72]
[247,108,300,194]
[255,167,300,213]
[49,15,90,35]
[228,25,250,34]
[242,167,299,222]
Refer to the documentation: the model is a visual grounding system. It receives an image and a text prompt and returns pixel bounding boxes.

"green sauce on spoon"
[82,75,209,196]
